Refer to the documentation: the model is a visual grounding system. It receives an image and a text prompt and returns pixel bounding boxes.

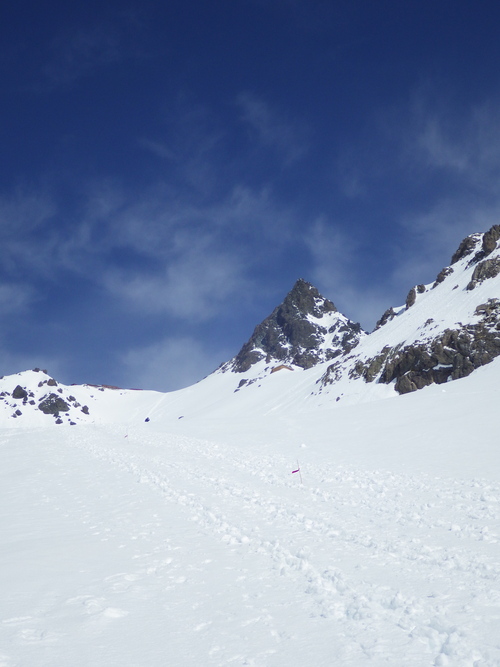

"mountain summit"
[2,225,500,427]
[216,224,500,399]
[220,278,365,375]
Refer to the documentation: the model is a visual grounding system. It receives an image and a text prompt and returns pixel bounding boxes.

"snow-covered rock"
[218,278,365,387]
[320,224,500,394]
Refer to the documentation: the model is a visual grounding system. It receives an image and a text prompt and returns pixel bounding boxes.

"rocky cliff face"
[320,224,500,395]
[216,224,500,399]
[220,278,365,375]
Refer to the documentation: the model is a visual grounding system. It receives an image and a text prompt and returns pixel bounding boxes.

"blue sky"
[2,1,500,390]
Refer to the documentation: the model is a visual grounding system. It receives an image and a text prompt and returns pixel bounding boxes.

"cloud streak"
[305,219,395,330]
[122,336,230,392]
[236,92,309,165]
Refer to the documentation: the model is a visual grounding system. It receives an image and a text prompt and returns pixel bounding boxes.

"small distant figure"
[145,417,150,422]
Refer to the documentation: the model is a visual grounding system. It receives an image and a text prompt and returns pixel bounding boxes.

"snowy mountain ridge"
[319,223,500,395]
[2,227,500,666]
[218,277,365,378]
[214,223,500,403]
[1,224,500,428]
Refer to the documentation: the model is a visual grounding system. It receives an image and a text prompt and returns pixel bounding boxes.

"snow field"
[1,418,499,666]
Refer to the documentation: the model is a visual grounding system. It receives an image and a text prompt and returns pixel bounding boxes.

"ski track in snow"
[10,425,496,666]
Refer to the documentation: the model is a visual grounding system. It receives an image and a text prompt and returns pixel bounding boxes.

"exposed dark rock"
[482,224,500,255]
[467,225,500,266]
[466,257,500,290]
[38,394,70,415]
[475,298,500,317]
[12,385,28,400]
[349,318,500,395]
[375,308,397,330]
[14,409,22,416]
[47,378,58,387]
[348,346,394,383]
[405,287,417,309]
[451,233,481,264]
[222,279,365,373]
[406,284,427,309]
[433,266,454,288]
[81,405,89,415]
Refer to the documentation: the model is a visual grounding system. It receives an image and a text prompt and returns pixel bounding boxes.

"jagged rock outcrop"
[38,393,70,415]
[466,225,500,266]
[378,319,500,393]
[330,313,500,395]
[375,308,397,330]
[12,385,28,400]
[451,233,482,264]
[221,278,365,374]
[467,258,500,290]
[320,224,500,396]
[405,284,426,309]
[433,266,454,288]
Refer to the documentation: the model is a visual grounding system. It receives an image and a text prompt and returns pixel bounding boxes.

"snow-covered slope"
[218,278,365,380]
[319,224,500,395]
[1,359,500,666]
[3,225,500,430]
[0,368,162,428]
[2,226,500,665]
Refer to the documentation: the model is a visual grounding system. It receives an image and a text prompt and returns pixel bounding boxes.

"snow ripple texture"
[1,423,499,666]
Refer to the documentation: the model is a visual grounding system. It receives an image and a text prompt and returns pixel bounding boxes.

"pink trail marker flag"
[292,460,303,484]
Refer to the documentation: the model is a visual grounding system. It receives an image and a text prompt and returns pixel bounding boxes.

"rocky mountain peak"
[281,278,337,319]
[221,279,365,375]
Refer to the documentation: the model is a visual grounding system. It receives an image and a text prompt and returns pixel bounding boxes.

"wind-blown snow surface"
[2,362,500,666]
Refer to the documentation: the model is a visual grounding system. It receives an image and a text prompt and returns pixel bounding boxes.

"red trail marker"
[292,460,303,484]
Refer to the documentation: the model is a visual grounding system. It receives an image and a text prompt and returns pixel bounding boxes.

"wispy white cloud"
[412,97,500,189]
[122,336,230,392]
[0,189,59,276]
[0,345,64,380]
[32,10,150,92]
[105,242,250,321]
[236,92,309,165]
[45,25,120,84]
[397,198,500,287]
[323,89,500,326]
[35,180,297,325]
[139,95,225,195]
[388,91,500,289]
[305,218,392,329]
[0,283,35,315]
[0,189,55,237]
